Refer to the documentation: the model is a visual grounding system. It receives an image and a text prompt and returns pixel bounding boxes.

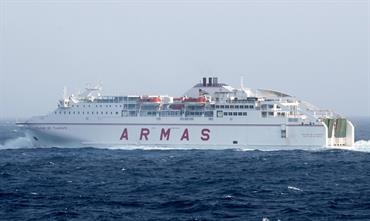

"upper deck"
[51,77,338,126]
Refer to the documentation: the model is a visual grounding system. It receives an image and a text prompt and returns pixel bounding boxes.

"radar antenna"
[63,86,68,99]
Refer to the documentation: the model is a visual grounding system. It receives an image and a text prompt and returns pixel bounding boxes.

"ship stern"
[323,118,355,147]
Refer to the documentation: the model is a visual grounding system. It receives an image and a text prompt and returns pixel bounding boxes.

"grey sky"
[0,0,369,118]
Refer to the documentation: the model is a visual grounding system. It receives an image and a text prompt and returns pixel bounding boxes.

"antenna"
[240,76,245,90]
[63,86,67,99]
[97,80,103,91]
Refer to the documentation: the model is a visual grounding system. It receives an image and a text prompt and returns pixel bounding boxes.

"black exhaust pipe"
[202,77,207,86]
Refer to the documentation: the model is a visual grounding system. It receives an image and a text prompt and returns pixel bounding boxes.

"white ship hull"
[19,116,354,149]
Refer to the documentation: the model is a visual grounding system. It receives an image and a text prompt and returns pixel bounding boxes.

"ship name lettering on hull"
[119,128,210,141]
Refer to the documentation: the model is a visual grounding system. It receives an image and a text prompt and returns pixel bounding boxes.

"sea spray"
[0,136,33,149]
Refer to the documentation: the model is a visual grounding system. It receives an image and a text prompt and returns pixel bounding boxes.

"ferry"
[17,77,355,148]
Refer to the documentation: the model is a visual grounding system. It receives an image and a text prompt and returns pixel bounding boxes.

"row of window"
[64,104,255,110]
[261,111,286,118]
[261,104,275,109]
[261,112,275,117]
[214,105,254,109]
[224,112,248,116]
[55,111,119,115]
[54,110,250,117]
[69,104,122,108]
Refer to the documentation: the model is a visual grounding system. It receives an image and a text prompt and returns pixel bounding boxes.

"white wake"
[234,141,370,153]
[0,136,34,149]
[1,135,370,153]
[351,140,370,152]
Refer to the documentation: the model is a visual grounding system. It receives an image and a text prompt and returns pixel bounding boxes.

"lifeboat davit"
[173,97,184,102]
[169,104,185,110]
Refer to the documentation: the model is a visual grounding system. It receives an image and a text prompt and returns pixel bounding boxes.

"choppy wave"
[1,143,370,220]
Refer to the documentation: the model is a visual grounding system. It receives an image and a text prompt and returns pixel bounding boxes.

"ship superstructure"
[18,77,354,148]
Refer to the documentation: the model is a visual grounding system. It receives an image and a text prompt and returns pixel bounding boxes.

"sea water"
[0,117,369,220]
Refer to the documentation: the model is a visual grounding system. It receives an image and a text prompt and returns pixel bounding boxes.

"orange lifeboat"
[140,96,161,103]
[182,96,208,103]
[149,97,161,103]
[183,97,198,102]
[196,96,208,103]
